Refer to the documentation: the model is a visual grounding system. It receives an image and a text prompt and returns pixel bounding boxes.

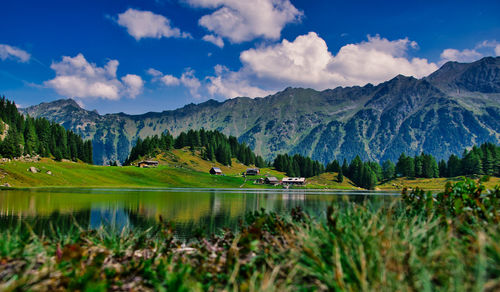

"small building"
[137,161,159,168]
[282,177,306,185]
[245,168,260,176]
[210,167,223,175]
[265,177,280,185]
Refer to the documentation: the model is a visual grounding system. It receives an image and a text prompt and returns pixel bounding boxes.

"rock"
[46,170,52,175]
[2,183,11,187]
[27,166,40,173]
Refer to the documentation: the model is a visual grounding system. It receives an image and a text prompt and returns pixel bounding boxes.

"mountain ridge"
[22,57,500,165]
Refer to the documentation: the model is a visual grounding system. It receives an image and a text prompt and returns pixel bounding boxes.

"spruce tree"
[337,169,344,183]
[382,160,395,180]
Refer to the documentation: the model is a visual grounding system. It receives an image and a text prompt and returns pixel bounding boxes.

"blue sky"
[1,0,499,114]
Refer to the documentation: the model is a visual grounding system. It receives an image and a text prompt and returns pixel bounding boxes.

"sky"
[1,0,499,114]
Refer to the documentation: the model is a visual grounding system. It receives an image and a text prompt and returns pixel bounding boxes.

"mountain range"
[22,57,500,165]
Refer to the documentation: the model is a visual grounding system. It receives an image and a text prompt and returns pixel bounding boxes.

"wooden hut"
[137,161,159,168]
[282,177,306,185]
[265,177,280,185]
[210,167,223,175]
[245,168,260,175]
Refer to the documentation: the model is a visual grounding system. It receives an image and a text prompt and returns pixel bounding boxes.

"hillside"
[22,57,500,165]
[0,147,368,189]
[0,148,282,188]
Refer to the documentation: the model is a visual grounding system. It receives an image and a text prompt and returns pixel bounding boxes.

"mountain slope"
[22,57,500,165]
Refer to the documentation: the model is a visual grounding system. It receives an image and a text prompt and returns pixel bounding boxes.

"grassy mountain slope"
[1,149,497,190]
[0,148,283,188]
[0,148,367,189]
[22,57,500,165]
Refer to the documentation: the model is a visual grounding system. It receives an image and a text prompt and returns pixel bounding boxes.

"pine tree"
[438,160,448,177]
[414,155,423,178]
[337,169,344,183]
[447,154,461,177]
[482,149,494,175]
[382,160,395,180]
[1,128,21,158]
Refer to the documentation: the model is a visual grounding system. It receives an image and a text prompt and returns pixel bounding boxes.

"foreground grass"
[1,180,499,291]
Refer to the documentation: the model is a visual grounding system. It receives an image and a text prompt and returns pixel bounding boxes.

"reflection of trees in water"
[0,210,91,234]
[0,190,398,238]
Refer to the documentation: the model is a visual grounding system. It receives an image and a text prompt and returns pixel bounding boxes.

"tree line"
[394,143,500,178]
[0,97,93,163]
[324,142,500,189]
[124,129,267,168]
[273,154,325,178]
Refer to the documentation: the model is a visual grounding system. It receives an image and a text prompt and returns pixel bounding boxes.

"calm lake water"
[0,188,399,238]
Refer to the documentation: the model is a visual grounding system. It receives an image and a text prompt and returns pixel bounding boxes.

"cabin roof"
[282,177,306,182]
[211,167,222,171]
[139,160,159,164]
[266,176,279,182]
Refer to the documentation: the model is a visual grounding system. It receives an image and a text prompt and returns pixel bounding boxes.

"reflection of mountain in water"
[90,206,131,230]
[0,189,398,238]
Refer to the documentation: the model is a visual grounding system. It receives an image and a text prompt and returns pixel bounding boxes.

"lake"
[0,188,399,238]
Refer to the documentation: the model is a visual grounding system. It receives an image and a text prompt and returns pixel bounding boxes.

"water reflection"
[0,188,398,238]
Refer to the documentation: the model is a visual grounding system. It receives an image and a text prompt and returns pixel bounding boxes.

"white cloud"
[150,68,202,98]
[180,70,202,98]
[117,8,191,40]
[122,74,144,98]
[185,0,302,43]
[0,44,31,62]
[223,32,438,94]
[207,65,273,98]
[440,40,500,63]
[161,74,180,86]
[440,48,483,63]
[147,68,163,77]
[202,34,224,48]
[45,53,144,100]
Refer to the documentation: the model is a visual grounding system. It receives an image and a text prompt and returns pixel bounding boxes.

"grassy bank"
[0,149,497,190]
[0,149,359,189]
[0,152,287,189]
[378,176,500,191]
[0,179,499,291]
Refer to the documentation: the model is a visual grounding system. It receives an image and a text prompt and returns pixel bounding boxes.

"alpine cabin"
[245,168,260,176]
[210,167,223,175]
[282,177,306,185]
[137,161,159,168]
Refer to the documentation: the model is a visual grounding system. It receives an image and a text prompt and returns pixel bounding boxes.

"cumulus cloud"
[45,53,144,100]
[207,65,273,98]
[215,33,436,95]
[150,68,202,98]
[0,44,31,62]
[146,68,163,77]
[440,40,500,63]
[122,74,144,98]
[440,48,483,63]
[202,34,224,48]
[161,75,181,86]
[117,8,191,40]
[200,33,440,99]
[186,0,302,44]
